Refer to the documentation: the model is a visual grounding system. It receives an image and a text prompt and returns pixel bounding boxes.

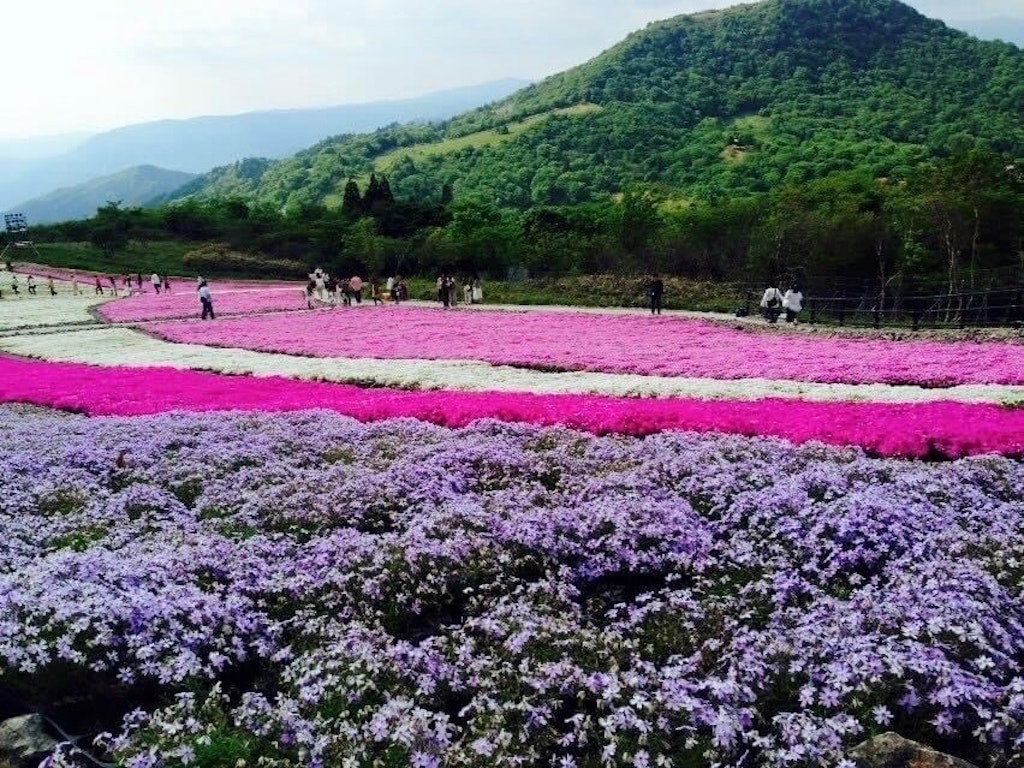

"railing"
[734,286,1024,330]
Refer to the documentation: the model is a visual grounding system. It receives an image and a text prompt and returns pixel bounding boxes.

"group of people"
[436,275,483,308]
[87,272,171,297]
[301,268,405,309]
[1,273,59,299]
[759,283,804,323]
[0,268,176,300]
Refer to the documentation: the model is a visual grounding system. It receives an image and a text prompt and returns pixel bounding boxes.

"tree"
[341,179,363,217]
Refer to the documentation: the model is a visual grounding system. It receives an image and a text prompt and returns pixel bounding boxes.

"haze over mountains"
[0,79,528,222]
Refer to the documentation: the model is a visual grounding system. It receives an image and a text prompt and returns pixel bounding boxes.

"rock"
[849,732,978,768]
[0,714,58,768]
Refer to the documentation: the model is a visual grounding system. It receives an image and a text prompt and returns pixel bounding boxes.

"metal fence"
[734,282,1024,330]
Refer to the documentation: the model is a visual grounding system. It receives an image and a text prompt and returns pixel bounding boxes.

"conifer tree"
[341,179,363,217]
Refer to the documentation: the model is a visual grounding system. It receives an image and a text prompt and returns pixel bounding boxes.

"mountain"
[174,0,1024,210]
[12,166,197,224]
[0,79,529,211]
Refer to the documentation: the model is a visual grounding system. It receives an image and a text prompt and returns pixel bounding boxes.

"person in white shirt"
[198,281,215,320]
[760,284,783,323]
[151,273,162,294]
[782,285,804,323]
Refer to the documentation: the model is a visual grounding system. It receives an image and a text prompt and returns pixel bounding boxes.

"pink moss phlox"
[145,306,1024,386]
[1,356,1021,458]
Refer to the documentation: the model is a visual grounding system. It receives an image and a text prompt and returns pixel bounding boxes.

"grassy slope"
[320,105,604,208]
[12,242,192,278]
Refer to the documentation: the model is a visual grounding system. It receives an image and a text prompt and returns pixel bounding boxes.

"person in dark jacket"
[647,273,665,315]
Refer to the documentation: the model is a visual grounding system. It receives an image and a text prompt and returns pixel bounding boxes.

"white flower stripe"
[2,326,1023,405]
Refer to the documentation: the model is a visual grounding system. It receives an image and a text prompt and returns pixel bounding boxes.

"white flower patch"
[2,325,1023,406]
[0,272,111,330]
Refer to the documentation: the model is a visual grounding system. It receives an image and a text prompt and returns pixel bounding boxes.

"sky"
[1,0,1021,142]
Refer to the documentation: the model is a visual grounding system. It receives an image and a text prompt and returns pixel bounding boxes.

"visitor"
[782,285,804,323]
[109,276,119,296]
[340,278,352,307]
[647,273,664,316]
[392,275,403,304]
[70,272,80,295]
[397,277,408,303]
[93,277,103,295]
[11,275,20,295]
[472,278,483,304]
[371,278,383,306]
[463,279,472,305]
[136,273,143,291]
[151,272,162,294]
[443,274,456,308]
[305,279,316,309]
[436,275,444,303]
[26,275,36,295]
[350,275,364,304]
[325,275,338,306]
[198,280,215,320]
[46,276,56,296]
[163,276,171,294]
[760,283,784,323]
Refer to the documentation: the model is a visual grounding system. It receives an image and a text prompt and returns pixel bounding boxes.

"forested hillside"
[29,0,1024,311]
[172,0,1024,211]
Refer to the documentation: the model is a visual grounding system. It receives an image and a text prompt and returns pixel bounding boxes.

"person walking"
[371,278,383,306]
[349,275,364,304]
[647,273,664,315]
[93,277,103,295]
[782,285,804,323]
[46,275,57,296]
[70,273,81,295]
[198,280,215,320]
[26,275,36,295]
[151,272,162,294]
[163,276,171,294]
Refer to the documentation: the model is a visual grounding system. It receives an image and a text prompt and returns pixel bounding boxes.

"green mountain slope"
[13,165,197,224]
[173,0,1024,210]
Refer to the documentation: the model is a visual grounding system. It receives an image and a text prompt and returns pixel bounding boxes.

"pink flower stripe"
[2,355,1021,458]
[100,283,306,322]
[144,305,1024,387]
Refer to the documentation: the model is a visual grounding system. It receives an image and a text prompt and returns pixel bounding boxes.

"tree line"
[25,150,1024,305]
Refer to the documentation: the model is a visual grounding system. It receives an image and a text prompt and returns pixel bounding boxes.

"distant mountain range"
[0,78,528,221]
[14,166,197,225]
[174,0,1024,211]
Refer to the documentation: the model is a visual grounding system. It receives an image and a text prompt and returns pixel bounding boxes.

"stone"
[849,732,979,768]
[0,714,58,768]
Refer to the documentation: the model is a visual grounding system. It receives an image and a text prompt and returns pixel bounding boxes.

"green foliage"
[20,2,1024,296]
[172,0,1024,212]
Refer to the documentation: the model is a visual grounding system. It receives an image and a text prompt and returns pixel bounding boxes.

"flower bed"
[99,282,305,322]
[2,410,1021,767]
[146,306,1024,386]
[1,356,1022,458]
[6,326,1024,405]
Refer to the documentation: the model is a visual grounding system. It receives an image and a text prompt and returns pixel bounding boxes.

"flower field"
[0,281,1022,767]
